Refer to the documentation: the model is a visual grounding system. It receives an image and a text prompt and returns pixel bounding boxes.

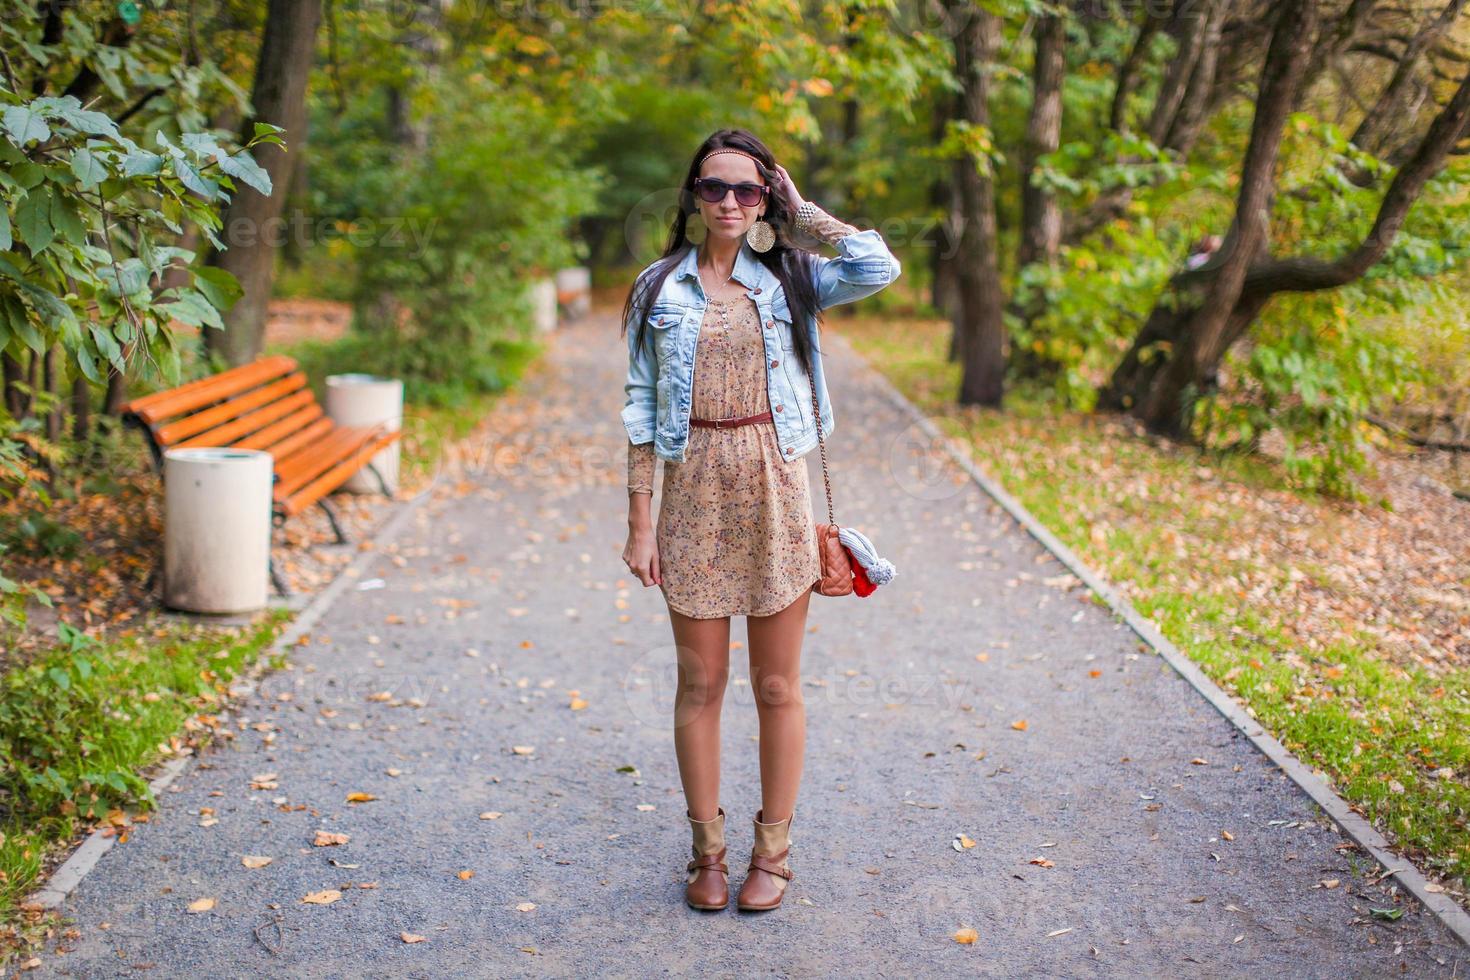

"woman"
[619,129,900,912]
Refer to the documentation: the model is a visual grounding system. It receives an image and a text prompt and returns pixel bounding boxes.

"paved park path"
[30,306,1466,978]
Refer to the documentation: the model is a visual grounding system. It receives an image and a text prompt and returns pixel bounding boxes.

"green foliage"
[1034,129,1184,203]
[343,72,600,407]
[0,610,290,914]
[1010,217,1177,407]
[1196,305,1424,499]
[0,613,287,821]
[0,99,265,620]
[0,4,276,622]
[0,623,150,820]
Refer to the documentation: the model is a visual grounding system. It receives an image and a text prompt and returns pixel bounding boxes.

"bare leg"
[670,607,731,823]
[745,588,811,824]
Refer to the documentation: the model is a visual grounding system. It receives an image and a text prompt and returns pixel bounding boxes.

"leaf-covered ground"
[843,312,1470,902]
[1,299,444,671]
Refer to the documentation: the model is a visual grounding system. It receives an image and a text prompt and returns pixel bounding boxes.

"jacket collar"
[673,236,765,293]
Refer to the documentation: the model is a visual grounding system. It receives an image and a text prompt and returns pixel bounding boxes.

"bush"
[342,72,601,407]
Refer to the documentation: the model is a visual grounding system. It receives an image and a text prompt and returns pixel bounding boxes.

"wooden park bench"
[120,354,402,596]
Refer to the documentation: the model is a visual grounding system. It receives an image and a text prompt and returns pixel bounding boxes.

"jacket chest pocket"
[647,304,686,366]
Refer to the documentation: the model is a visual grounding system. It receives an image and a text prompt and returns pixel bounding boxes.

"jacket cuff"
[621,405,656,445]
[832,228,902,284]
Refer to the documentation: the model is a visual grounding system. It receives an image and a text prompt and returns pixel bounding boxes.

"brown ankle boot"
[685,806,729,910]
[736,807,794,911]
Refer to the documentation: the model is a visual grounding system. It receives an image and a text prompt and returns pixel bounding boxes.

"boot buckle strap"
[748,852,793,880]
[688,852,729,874]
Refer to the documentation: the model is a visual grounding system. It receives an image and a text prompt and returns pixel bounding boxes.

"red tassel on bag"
[846,545,878,597]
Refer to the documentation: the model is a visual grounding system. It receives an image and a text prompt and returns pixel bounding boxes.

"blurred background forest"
[0,0,1468,923]
[1,0,1467,538]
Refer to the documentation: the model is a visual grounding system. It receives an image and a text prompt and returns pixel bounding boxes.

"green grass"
[845,314,1470,889]
[0,611,292,925]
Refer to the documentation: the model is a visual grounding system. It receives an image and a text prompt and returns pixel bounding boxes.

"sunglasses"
[693,177,770,208]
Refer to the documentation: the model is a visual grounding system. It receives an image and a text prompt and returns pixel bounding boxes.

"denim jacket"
[621,226,901,464]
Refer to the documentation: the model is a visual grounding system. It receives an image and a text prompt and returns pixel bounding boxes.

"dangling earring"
[746,215,775,253]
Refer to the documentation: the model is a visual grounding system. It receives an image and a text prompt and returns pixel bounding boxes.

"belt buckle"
[714,415,737,429]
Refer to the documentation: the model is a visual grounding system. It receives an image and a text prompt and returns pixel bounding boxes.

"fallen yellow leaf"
[302,890,343,905]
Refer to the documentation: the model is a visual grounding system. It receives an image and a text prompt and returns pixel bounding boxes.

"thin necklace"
[697,244,736,297]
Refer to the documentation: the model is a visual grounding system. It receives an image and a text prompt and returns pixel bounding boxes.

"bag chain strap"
[807,358,835,526]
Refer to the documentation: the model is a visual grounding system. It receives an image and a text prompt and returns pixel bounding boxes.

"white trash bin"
[163,447,273,614]
[529,277,558,333]
[324,373,402,495]
[555,266,591,320]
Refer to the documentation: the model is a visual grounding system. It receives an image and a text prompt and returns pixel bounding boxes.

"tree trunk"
[1019,11,1065,269]
[1146,4,1210,147]
[928,97,961,331]
[2,353,23,418]
[1163,0,1228,155]
[1105,0,1470,437]
[203,0,323,367]
[71,374,90,441]
[1352,0,1467,155]
[947,1,1006,406]
[105,364,128,416]
[1109,6,1164,133]
[43,345,60,442]
[1067,1,1230,244]
[1104,0,1319,436]
[23,350,36,417]
[1303,0,1377,95]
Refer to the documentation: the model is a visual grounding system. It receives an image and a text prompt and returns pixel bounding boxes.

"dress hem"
[662,573,821,620]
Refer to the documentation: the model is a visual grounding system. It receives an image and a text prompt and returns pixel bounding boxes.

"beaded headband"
[699,147,769,176]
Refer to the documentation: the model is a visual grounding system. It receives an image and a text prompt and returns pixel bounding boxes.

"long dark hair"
[619,128,826,379]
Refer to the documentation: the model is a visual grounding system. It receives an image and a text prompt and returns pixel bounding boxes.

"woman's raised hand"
[770,162,804,211]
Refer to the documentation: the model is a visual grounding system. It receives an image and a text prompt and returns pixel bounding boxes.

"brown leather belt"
[689,409,774,429]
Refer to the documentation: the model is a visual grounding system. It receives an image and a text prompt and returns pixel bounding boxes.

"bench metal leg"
[365,461,392,496]
[318,496,349,545]
[269,557,292,597]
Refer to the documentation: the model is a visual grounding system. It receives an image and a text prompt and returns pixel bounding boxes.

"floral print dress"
[627,203,860,619]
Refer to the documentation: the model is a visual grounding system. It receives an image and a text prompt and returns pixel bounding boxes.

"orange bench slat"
[235,403,325,453]
[273,426,383,498]
[264,416,335,462]
[279,430,402,517]
[155,372,308,447]
[122,354,299,426]
[172,384,315,450]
